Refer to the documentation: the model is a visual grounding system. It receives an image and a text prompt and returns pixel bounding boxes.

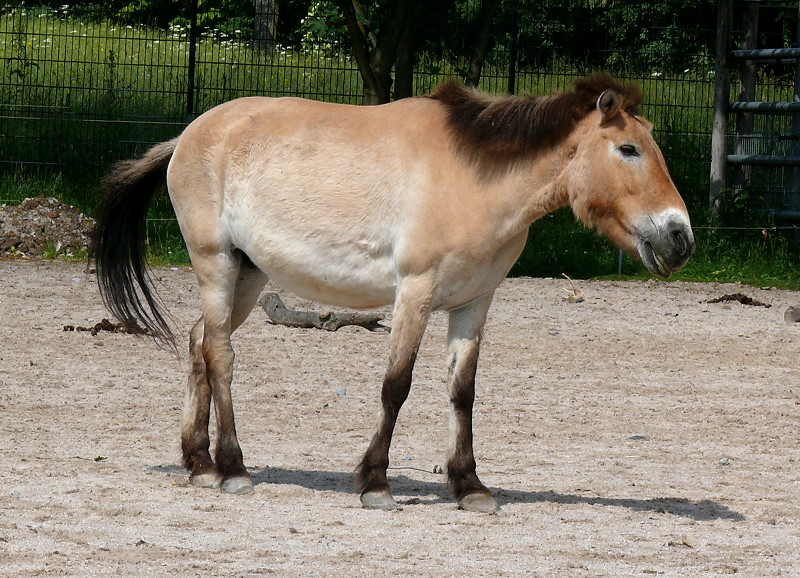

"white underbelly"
[234,225,398,309]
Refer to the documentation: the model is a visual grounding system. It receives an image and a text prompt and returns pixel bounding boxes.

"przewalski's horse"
[94,74,694,512]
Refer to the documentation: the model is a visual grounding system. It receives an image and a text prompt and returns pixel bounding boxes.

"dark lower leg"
[446,345,492,501]
[181,320,216,479]
[356,361,414,496]
[357,278,432,507]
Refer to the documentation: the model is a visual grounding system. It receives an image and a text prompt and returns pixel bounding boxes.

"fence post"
[733,2,758,192]
[793,3,800,210]
[710,0,732,217]
[508,0,520,95]
[186,0,199,122]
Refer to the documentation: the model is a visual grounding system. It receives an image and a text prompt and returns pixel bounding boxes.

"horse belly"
[220,143,406,308]
[270,250,396,309]
[234,223,398,309]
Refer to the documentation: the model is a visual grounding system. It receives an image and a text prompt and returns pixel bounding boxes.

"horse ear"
[596,89,622,123]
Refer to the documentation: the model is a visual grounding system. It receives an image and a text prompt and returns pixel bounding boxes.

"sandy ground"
[1,259,799,576]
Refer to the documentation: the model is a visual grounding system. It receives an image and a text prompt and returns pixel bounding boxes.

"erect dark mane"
[429,73,643,172]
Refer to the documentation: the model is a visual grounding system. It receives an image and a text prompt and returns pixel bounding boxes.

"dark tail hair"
[92,138,179,350]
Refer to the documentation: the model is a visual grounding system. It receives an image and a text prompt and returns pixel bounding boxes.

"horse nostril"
[670,228,691,256]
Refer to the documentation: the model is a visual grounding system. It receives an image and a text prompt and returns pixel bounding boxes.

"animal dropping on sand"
[93,74,694,512]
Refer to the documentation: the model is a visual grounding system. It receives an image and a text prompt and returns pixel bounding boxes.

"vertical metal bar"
[508,0,520,95]
[710,0,733,216]
[792,2,800,211]
[734,2,758,191]
[186,0,199,122]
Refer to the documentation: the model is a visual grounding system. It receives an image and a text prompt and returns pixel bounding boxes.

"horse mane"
[429,73,643,173]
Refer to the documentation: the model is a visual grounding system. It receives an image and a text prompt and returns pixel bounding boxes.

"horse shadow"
[243,465,745,522]
[149,463,744,522]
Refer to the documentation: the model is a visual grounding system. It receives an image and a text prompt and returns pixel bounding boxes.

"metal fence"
[0,0,729,224]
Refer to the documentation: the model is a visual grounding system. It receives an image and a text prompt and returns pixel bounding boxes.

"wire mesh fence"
[2,0,791,274]
[0,2,718,177]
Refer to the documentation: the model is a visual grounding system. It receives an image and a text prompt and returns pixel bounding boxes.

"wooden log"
[258,292,390,332]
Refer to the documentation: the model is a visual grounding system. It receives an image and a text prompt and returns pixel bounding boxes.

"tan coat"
[94,75,695,510]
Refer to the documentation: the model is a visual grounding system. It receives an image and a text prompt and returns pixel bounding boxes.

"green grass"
[2,170,797,290]
[0,6,365,178]
[655,228,800,290]
[1,8,798,288]
[513,209,800,290]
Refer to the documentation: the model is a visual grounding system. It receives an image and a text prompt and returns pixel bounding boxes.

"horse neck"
[499,143,573,233]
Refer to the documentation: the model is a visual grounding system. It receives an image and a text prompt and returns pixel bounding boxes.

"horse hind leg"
[182,317,217,487]
[181,251,268,494]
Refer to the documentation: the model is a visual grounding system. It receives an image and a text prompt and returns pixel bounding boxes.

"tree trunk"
[333,0,412,105]
[393,17,415,99]
[465,0,502,88]
[253,0,278,52]
[335,0,385,104]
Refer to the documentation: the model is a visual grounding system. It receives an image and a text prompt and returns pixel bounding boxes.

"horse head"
[565,87,695,278]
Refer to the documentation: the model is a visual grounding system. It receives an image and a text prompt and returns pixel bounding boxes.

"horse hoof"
[458,493,500,513]
[220,476,254,495]
[361,490,398,510]
[189,472,221,488]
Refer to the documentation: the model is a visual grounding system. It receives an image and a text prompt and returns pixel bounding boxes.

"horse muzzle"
[636,211,695,278]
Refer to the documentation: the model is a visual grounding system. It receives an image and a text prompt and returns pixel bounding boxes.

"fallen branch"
[259,292,390,332]
[561,273,584,303]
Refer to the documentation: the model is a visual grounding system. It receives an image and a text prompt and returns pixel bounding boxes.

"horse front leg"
[357,276,433,510]
[446,294,499,512]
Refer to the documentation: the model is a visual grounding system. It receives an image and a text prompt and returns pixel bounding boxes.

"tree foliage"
[488,0,718,74]
[39,0,724,76]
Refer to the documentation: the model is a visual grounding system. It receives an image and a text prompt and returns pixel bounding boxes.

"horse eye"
[619,144,640,157]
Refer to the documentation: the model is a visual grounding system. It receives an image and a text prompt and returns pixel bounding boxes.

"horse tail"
[92,137,179,351]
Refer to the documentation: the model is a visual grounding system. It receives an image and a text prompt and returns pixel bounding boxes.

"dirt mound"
[0,196,95,257]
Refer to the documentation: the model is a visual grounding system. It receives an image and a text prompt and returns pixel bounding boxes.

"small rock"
[335,388,346,396]
[719,457,731,466]
[400,497,422,505]
[784,306,800,323]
